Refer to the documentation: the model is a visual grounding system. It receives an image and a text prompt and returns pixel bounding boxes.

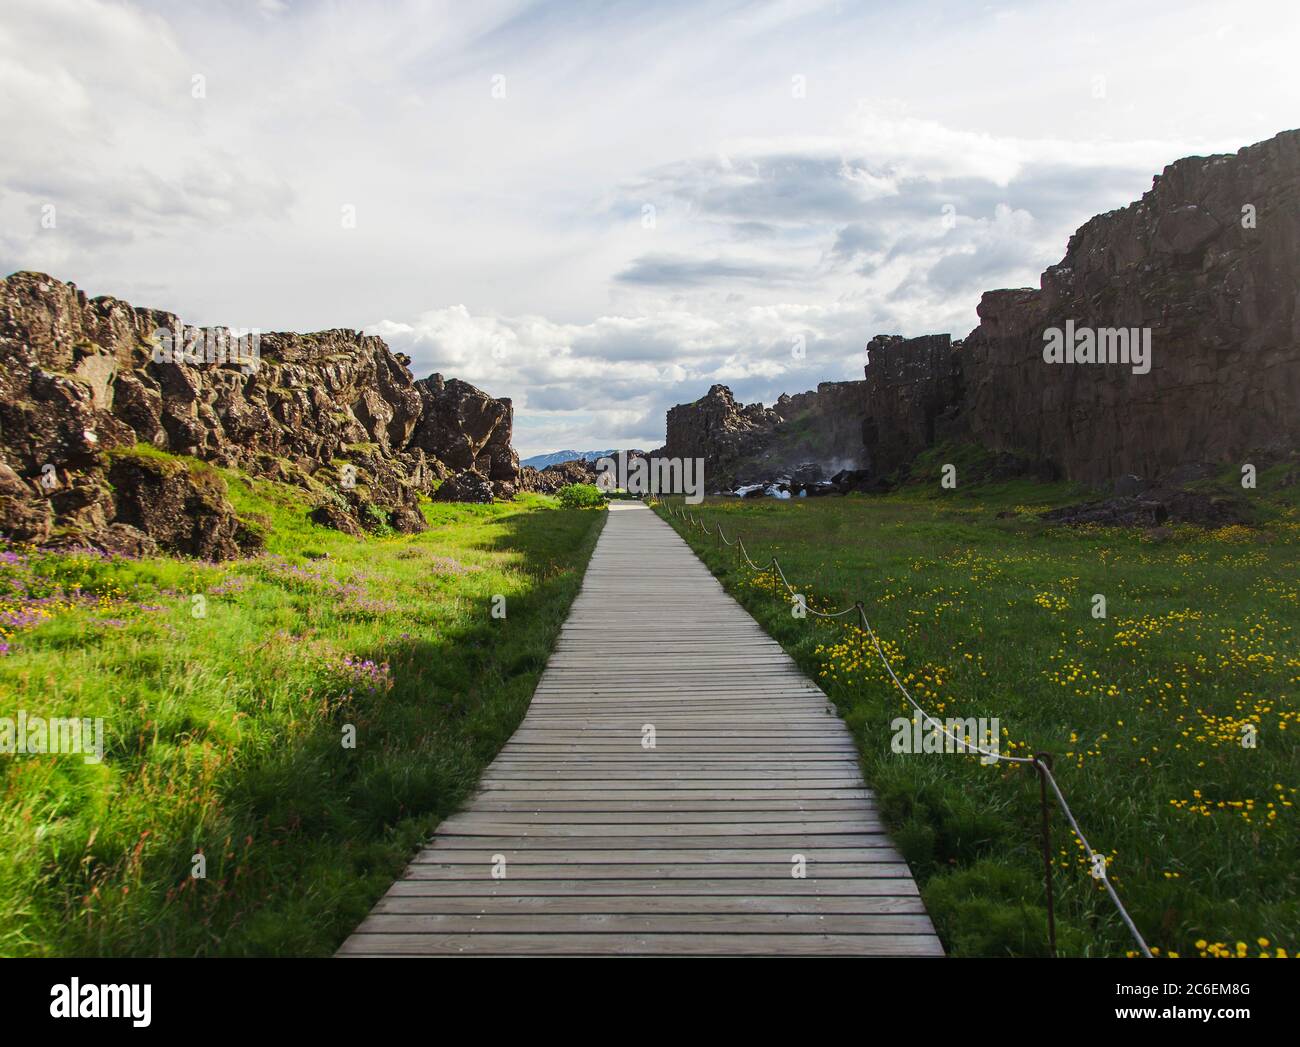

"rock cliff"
[770,381,870,472]
[661,385,782,488]
[659,382,870,489]
[861,334,963,477]
[963,129,1300,484]
[663,128,1300,491]
[0,273,520,557]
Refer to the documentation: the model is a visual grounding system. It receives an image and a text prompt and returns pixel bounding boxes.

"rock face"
[862,334,963,478]
[431,469,496,504]
[767,381,869,473]
[1039,485,1252,528]
[519,459,596,494]
[661,385,780,488]
[660,383,871,489]
[412,374,519,497]
[106,451,255,560]
[0,273,520,557]
[661,128,1300,492]
[517,452,649,494]
[963,129,1300,484]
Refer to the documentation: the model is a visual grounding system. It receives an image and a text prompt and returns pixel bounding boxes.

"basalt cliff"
[662,128,1300,493]
[0,273,521,558]
[661,381,867,490]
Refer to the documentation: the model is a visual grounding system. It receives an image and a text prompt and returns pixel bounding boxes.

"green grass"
[0,460,605,956]
[655,476,1299,958]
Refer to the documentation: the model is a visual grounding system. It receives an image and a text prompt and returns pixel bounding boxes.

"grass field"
[655,467,1299,958]
[0,461,605,956]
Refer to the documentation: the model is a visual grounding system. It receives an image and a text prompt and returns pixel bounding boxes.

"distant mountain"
[521,449,617,470]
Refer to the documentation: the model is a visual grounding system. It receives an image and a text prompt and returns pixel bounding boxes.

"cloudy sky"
[3,0,1297,455]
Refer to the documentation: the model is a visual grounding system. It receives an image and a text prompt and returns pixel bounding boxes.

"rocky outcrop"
[518,453,652,494]
[0,461,52,542]
[106,450,256,560]
[309,501,363,537]
[660,128,1299,493]
[519,459,595,494]
[518,465,558,494]
[963,129,1300,484]
[767,381,869,473]
[861,334,963,478]
[1039,484,1252,528]
[432,469,495,504]
[661,385,781,488]
[660,382,871,489]
[412,374,519,497]
[0,273,520,557]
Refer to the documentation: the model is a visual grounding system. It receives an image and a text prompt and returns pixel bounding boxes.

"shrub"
[361,503,395,537]
[556,483,605,509]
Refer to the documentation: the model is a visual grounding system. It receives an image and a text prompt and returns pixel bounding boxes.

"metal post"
[1034,752,1057,956]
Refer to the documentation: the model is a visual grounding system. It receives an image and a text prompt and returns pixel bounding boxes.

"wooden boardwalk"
[338,500,942,957]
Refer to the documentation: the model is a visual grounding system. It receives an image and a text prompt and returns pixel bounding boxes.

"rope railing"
[651,495,1153,958]
[735,536,763,571]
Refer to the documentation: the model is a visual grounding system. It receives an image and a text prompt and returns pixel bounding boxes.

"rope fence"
[651,495,1153,958]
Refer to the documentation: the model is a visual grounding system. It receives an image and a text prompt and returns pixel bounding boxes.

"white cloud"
[3,0,1298,455]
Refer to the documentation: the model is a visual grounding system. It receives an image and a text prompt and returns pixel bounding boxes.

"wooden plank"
[410,848,901,864]
[428,834,893,849]
[472,789,873,800]
[451,803,876,816]
[482,766,864,775]
[480,775,864,785]
[436,816,883,832]
[382,878,921,897]
[441,801,878,821]
[354,913,939,935]
[338,932,945,957]
[399,862,915,879]
[489,757,863,766]
[371,895,928,916]
[338,501,942,958]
